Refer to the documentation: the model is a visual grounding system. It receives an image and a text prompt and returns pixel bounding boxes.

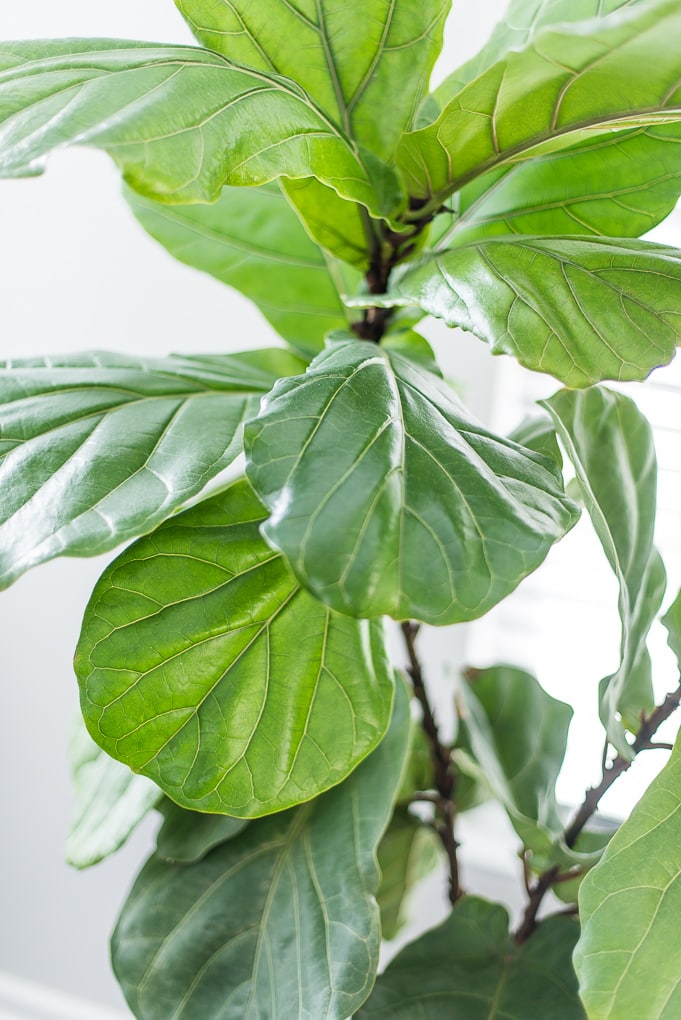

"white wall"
[0,1,507,1014]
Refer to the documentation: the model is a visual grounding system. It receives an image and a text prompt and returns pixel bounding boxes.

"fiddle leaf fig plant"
[2,1,681,1017]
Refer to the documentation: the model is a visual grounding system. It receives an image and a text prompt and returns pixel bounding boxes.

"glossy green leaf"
[0,349,304,586]
[282,177,373,268]
[508,414,562,469]
[244,338,578,625]
[174,0,450,160]
[457,665,572,856]
[370,236,681,387]
[66,718,161,870]
[111,676,411,1020]
[75,478,394,817]
[0,40,403,217]
[398,1,681,206]
[662,588,681,667]
[376,808,441,941]
[126,182,357,355]
[155,801,248,864]
[356,896,585,1018]
[575,733,681,1019]
[544,387,666,757]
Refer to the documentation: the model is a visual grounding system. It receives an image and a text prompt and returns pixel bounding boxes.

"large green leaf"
[155,801,248,864]
[457,665,572,858]
[126,183,358,355]
[356,896,585,1018]
[0,40,403,217]
[0,349,304,586]
[66,718,161,870]
[575,732,681,1019]
[398,1,681,207]
[282,176,375,268]
[544,387,666,757]
[75,478,394,817]
[376,807,441,941]
[111,676,411,1020]
[244,338,578,625]
[174,0,450,161]
[369,236,681,387]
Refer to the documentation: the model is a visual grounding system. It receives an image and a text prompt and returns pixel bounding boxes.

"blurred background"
[0,2,679,1016]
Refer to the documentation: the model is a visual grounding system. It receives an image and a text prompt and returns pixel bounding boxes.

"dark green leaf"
[662,588,681,667]
[75,478,394,817]
[0,40,403,217]
[0,349,304,586]
[126,183,358,356]
[357,896,585,1018]
[368,236,681,387]
[458,665,572,856]
[111,676,411,1020]
[575,733,681,1019]
[398,1,681,206]
[156,801,248,864]
[174,0,450,160]
[66,717,161,870]
[244,338,578,625]
[544,387,666,756]
[376,808,441,941]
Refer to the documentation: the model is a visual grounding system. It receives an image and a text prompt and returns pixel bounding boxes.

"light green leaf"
[0,40,403,218]
[507,414,562,469]
[126,182,358,355]
[282,177,372,268]
[377,808,441,941]
[457,665,572,856]
[398,1,681,206]
[174,0,450,160]
[356,896,585,1018]
[111,676,411,1020]
[0,348,304,587]
[75,478,394,817]
[662,588,681,667]
[155,801,248,864]
[447,126,681,247]
[66,717,161,870]
[244,338,578,626]
[575,733,681,1019]
[544,387,666,757]
[367,236,681,387]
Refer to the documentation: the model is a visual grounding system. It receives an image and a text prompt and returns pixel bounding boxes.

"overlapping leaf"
[457,665,572,858]
[0,40,403,216]
[244,338,578,625]
[369,236,681,387]
[398,1,681,206]
[0,348,305,586]
[155,801,248,864]
[575,732,681,1019]
[66,718,161,870]
[662,588,681,666]
[126,183,358,355]
[282,177,371,267]
[376,808,441,940]
[174,0,450,160]
[75,479,395,817]
[111,677,411,1020]
[544,387,666,757]
[356,896,585,1018]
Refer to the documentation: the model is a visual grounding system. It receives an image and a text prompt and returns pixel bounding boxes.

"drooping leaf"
[0,348,305,586]
[457,665,572,857]
[125,183,358,356]
[356,896,585,1018]
[282,177,372,267]
[575,733,681,1019]
[174,0,450,160]
[376,807,441,941]
[244,338,578,626]
[0,40,403,218]
[111,676,411,1020]
[66,717,161,870]
[366,236,681,387]
[398,1,681,206]
[544,387,666,757]
[75,478,395,817]
[155,801,248,864]
[662,588,681,667]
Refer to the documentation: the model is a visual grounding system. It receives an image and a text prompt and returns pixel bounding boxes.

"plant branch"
[401,620,462,905]
[515,680,681,943]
